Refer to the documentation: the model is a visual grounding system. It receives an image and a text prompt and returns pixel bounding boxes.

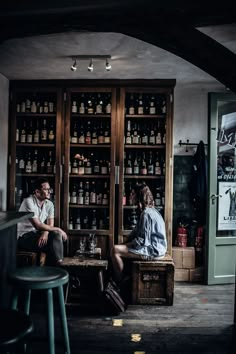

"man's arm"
[29,217,68,241]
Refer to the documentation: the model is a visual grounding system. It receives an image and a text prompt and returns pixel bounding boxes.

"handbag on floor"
[103,280,126,315]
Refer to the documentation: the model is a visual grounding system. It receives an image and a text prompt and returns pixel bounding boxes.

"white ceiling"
[0,24,235,84]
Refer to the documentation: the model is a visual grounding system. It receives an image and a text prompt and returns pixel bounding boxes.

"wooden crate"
[132,256,175,305]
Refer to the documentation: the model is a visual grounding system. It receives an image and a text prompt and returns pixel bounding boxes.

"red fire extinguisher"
[176,224,188,247]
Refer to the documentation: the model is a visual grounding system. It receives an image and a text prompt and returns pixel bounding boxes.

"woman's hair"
[134,182,154,208]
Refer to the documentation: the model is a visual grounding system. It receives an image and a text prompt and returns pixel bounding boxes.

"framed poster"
[218,182,236,230]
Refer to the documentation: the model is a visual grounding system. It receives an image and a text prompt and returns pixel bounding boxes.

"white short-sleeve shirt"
[17,195,54,238]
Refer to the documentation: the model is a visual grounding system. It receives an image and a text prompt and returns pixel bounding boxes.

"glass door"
[207,92,236,284]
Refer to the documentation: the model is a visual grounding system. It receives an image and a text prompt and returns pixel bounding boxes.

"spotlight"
[88,59,93,72]
[105,59,112,71]
[71,59,77,72]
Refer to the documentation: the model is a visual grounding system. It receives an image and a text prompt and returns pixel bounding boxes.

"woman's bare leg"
[111,243,142,283]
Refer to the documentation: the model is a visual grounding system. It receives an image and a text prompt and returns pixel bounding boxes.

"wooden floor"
[28,282,235,354]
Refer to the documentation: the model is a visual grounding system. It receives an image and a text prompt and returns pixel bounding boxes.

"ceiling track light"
[105,58,112,71]
[71,59,77,72]
[88,59,93,72]
[69,55,111,73]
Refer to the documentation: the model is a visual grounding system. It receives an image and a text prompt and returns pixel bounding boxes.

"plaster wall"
[0,73,9,210]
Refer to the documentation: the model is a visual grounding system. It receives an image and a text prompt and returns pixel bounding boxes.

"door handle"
[210,194,222,205]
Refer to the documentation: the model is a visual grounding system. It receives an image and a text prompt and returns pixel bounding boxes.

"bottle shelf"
[69,174,109,178]
[125,144,165,149]
[16,143,55,147]
[125,114,165,119]
[16,173,55,177]
[71,114,111,118]
[69,204,109,209]
[16,113,56,117]
[70,144,111,148]
[124,175,165,179]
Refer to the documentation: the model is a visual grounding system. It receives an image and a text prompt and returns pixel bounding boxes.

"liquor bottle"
[68,216,74,230]
[128,94,135,115]
[74,212,81,230]
[105,93,112,114]
[125,120,132,144]
[15,154,19,173]
[156,132,162,145]
[25,153,32,173]
[49,101,54,113]
[70,184,77,204]
[25,99,31,113]
[71,157,78,174]
[77,181,84,205]
[71,101,77,114]
[79,94,85,114]
[43,101,49,114]
[91,209,97,230]
[33,120,40,143]
[154,152,162,175]
[26,120,33,143]
[78,157,85,175]
[125,153,133,175]
[84,154,92,175]
[84,181,90,205]
[71,122,78,144]
[140,152,147,175]
[147,151,154,175]
[133,154,140,175]
[91,124,98,144]
[16,125,19,142]
[98,122,105,144]
[41,119,48,142]
[161,99,166,114]
[149,124,155,145]
[137,94,144,115]
[101,160,108,175]
[104,122,111,144]
[93,159,100,175]
[32,149,38,173]
[96,182,102,205]
[20,121,26,143]
[40,156,46,174]
[85,121,92,144]
[31,101,37,113]
[96,93,103,114]
[127,182,134,206]
[46,151,54,174]
[90,181,96,205]
[123,182,126,206]
[78,123,85,144]
[48,121,55,142]
[19,155,25,173]
[132,123,139,144]
[141,124,148,145]
[87,95,94,114]
[102,181,109,206]
[155,188,161,207]
[149,95,156,114]
[83,214,89,229]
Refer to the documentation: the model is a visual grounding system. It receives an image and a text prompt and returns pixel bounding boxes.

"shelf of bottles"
[122,91,167,235]
[67,91,113,235]
[14,92,57,209]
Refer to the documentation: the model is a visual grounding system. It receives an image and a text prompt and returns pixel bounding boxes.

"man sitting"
[17,178,67,266]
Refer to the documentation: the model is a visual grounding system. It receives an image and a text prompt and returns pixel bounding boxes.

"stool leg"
[11,292,18,310]
[47,288,55,354]
[57,285,71,354]
[23,289,31,315]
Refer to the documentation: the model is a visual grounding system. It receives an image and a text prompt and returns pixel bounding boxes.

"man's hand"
[60,229,68,241]
[38,232,49,248]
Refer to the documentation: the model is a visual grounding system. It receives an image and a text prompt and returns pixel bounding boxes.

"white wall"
[0,74,9,210]
[173,81,226,156]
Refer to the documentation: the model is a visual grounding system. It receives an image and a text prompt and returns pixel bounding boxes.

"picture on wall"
[218,182,236,230]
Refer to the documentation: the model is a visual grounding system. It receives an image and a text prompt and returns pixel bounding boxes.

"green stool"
[9,266,70,354]
[0,309,33,353]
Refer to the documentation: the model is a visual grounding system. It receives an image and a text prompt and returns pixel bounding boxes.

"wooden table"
[0,211,33,308]
[61,257,108,305]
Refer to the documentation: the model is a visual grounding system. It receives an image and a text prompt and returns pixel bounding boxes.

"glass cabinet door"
[207,92,236,284]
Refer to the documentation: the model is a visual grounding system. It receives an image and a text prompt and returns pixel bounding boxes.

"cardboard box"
[174,268,190,281]
[172,247,195,269]
[189,267,204,282]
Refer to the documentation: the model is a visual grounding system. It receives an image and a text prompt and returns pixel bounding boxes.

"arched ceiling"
[0,0,235,91]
